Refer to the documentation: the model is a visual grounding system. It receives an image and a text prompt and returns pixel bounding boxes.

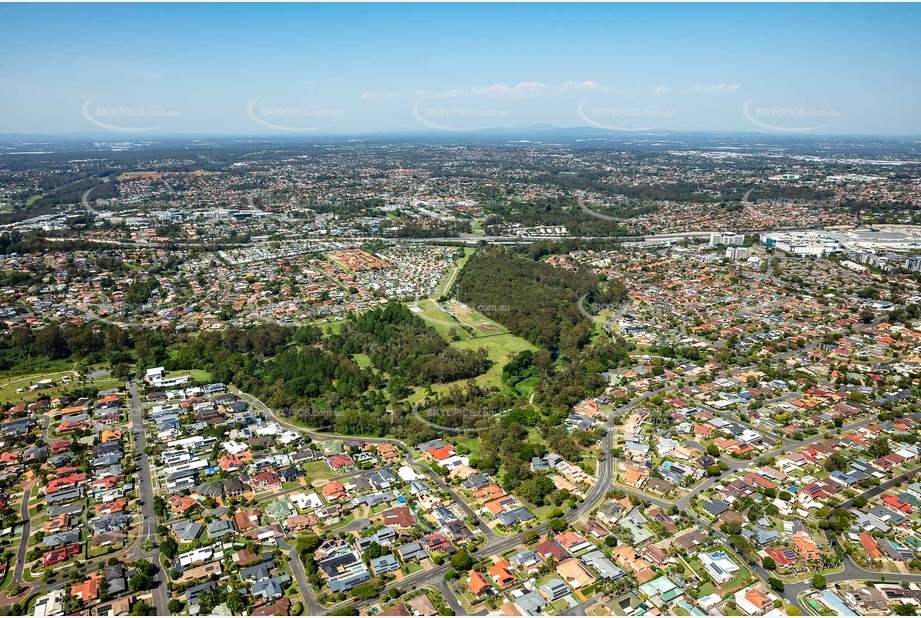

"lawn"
[514,376,540,396]
[407,329,536,403]
[319,320,345,335]
[0,371,122,406]
[302,460,334,483]
[403,562,424,575]
[697,582,716,598]
[454,436,482,461]
[352,353,373,368]
[446,300,511,337]
[166,369,213,383]
[408,300,471,341]
[550,599,571,613]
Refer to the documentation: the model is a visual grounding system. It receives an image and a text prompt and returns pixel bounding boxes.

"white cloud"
[690,83,741,95]
[470,81,548,97]
[420,81,548,99]
[562,80,604,93]
[653,85,671,95]
[360,91,401,100]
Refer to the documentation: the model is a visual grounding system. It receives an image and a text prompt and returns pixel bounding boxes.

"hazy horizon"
[2,3,919,137]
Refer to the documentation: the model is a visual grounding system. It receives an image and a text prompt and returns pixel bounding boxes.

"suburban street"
[129,381,169,616]
[194,362,915,617]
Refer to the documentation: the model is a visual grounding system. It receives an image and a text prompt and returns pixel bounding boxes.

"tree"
[129,600,154,616]
[332,608,360,616]
[160,536,178,560]
[128,573,154,592]
[167,600,184,613]
[450,551,473,571]
[892,605,917,616]
[812,573,826,589]
[769,577,785,592]
[707,443,720,457]
[853,495,868,508]
[548,518,567,532]
[352,582,378,599]
[762,556,777,571]
[226,591,245,614]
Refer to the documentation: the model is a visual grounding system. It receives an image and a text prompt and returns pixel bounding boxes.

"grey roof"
[240,560,276,583]
[743,526,780,546]
[328,570,371,593]
[702,499,730,516]
[581,550,626,579]
[397,541,429,562]
[539,579,570,601]
[515,591,548,616]
[370,554,401,575]
[869,505,908,526]
[879,539,916,561]
[104,565,127,595]
[251,576,289,600]
[47,502,84,517]
[46,487,84,504]
[497,507,536,526]
[172,520,203,542]
[184,581,217,604]
[207,519,234,538]
[91,513,131,533]
[194,480,224,497]
[43,529,81,548]
[509,549,539,566]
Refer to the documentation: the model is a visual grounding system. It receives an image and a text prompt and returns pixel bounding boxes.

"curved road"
[11,484,35,587]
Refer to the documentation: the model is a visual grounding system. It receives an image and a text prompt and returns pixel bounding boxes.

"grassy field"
[352,353,372,368]
[407,300,471,340]
[302,460,335,483]
[168,369,213,383]
[454,436,482,461]
[452,333,536,386]
[445,300,510,336]
[319,320,345,335]
[407,331,536,403]
[0,370,122,406]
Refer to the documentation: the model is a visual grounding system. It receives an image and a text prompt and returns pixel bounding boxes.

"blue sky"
[1,3,919,136]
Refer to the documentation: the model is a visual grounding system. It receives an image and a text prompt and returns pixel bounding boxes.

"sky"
[1,3,919,136]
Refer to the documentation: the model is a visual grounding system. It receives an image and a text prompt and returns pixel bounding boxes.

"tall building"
[905,256,921,272]
[710,231,745,247]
